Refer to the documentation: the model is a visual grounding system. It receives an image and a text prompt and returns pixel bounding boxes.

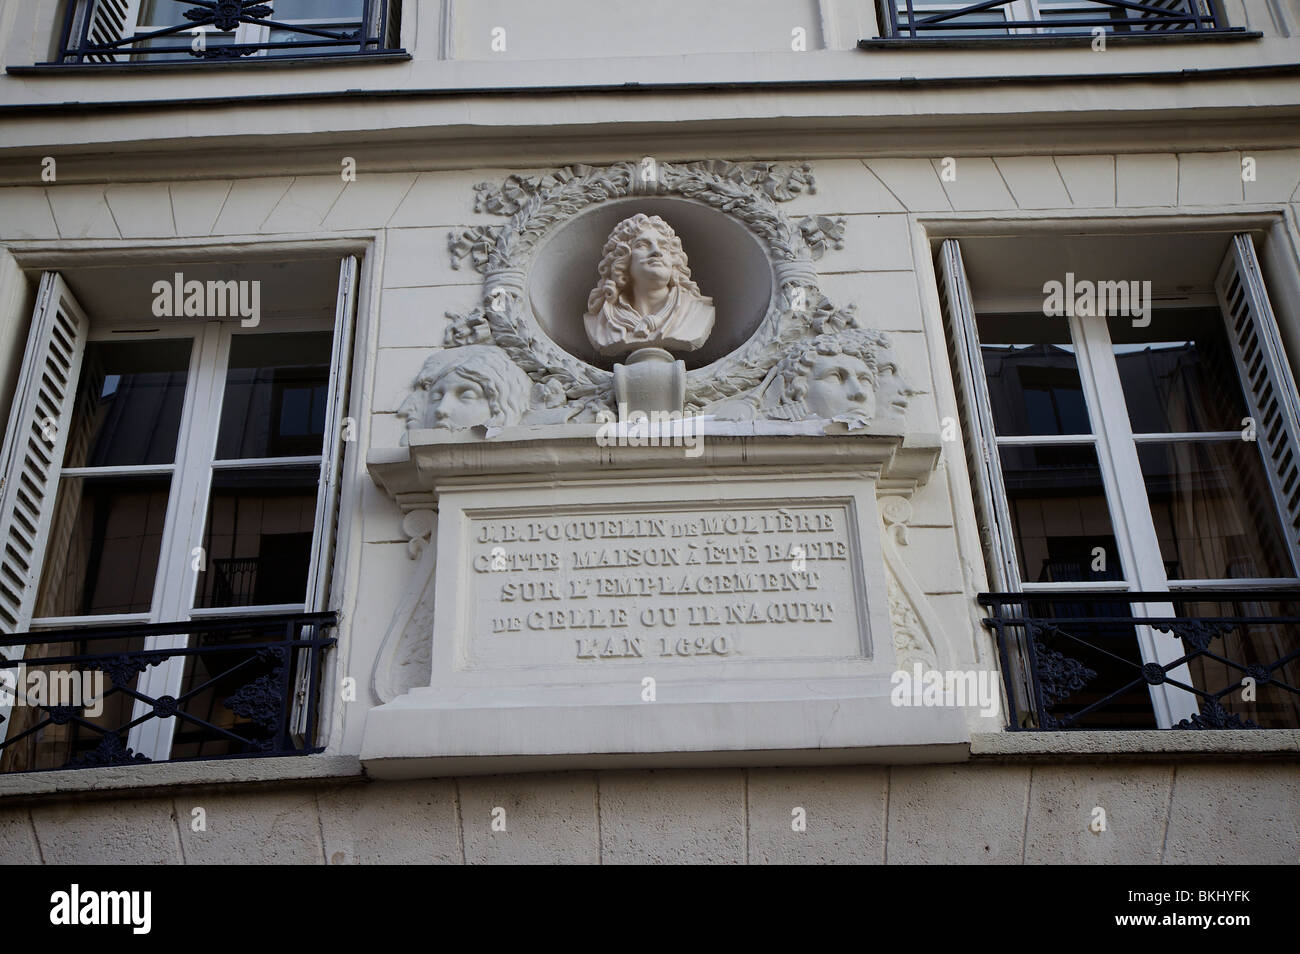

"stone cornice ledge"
[971,730,1300,759]
[0,755,364,802]
[367,423,942,505]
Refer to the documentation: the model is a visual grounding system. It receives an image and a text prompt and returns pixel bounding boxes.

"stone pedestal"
[612,347,686,419]
[362,424,962,776]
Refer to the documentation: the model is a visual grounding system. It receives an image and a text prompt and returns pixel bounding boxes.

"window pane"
[34,475,171,618]
[1025,597,1157,729]
[0,631,146,773]
[895,2,1010,35]
[267,29,358,55]
[215,332,332,459]
[1139,440,1294,580]
[139,0,184,19]
[1036,5,1128,33]
[978,315,1090,436]
[133,32,238,61]
[1179,598,1300,729]
[194,466,319,608]
[169,616,313,759]
[65,339,191,467]
[141,0,365,23]
[272,0,365,19]
[999,444,1122,582]
[1110,310,1250,433]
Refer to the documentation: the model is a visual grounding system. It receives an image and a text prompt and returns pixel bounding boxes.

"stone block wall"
[1,762,1296,864]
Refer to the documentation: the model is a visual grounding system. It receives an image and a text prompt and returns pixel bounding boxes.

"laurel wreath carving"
[444,159,851,414]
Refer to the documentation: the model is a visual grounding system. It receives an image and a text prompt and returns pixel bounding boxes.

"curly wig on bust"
[585,214,704,318]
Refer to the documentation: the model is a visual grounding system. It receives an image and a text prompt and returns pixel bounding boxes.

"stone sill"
[0,754,363,803]
[4,732,1295,799]
[859,30,1262,50]
[971,730,1300,759]
[7,52,411,76]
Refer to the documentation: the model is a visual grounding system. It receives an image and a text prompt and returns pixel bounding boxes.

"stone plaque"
[361,468,968,776]
[465,501,871,670]
[417,474,896,697]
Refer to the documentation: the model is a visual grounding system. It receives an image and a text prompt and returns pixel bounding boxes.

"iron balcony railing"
[883,0,1231,38]
[0,612,336,773]
[52,0,402,65]
[981,590,1300,730]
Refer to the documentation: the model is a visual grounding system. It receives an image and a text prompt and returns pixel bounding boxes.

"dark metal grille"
[0,612,335,772]
[981,590,1300,730]
[883,0,1230,38]
[52,0,401,65]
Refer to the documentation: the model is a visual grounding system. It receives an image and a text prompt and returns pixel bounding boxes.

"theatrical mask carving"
[763,330,918,426]
[396,344,532,437]
[698,329,918,428]
[869,339,916,431]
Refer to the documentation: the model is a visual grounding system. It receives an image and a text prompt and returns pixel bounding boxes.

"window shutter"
[292,255,359,739]
[305,255,358,616]
[369,0,402,48]
[385,1,403,47]
[0,274,89,743]
[935,239,1020,591]
[1215,232,1300,574]
[83,0,143,63]
[0,274,89,634]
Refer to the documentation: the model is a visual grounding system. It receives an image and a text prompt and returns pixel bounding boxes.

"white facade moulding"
[354,156,985,776]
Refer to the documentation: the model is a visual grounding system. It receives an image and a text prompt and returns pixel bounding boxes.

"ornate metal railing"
[52,0,401,65]
[883,0,1230,38]
[0,612,335,772]
[981,590,1300,730]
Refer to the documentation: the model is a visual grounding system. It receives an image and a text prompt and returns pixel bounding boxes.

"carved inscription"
[462,505,869,668]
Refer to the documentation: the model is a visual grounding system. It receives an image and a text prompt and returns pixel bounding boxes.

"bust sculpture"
[396,344,532,438]
[583,213,715,358]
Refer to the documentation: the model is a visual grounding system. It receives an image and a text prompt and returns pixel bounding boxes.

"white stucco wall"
[0,1,1297,865]
[1,151,1299,766]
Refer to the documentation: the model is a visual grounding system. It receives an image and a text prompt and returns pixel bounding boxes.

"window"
[52,0,402,65]
[885,0,1225,38]
[0,258,357,771]
[941,234,1300,729]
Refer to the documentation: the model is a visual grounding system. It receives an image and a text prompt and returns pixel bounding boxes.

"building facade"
[0,0,1297,864]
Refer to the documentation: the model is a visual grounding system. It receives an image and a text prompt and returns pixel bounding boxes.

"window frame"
[939,233,1300,727]
[884,0,1228,37]
[50,0,404,66]
[0,256,359,762]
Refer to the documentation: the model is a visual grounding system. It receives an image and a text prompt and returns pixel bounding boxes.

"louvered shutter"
[291,255,359,740]
[384,0,403,48]
[936,239,1020,591]
[365,0,402,48]
[936,240,1041,727]
[0,274,89,741]
[83,0,142,63]
[1215,233,1300,574]
[0,274,89,632]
